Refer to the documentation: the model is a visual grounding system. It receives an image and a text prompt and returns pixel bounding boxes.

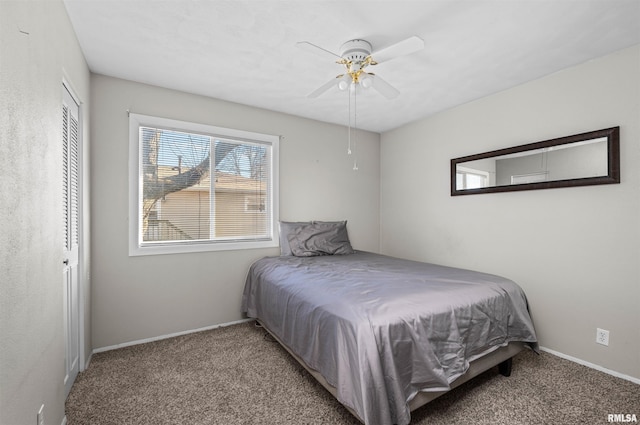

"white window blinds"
[129,114,278,255]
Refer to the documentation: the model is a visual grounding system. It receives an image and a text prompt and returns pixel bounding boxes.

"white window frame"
[128,113,279,256]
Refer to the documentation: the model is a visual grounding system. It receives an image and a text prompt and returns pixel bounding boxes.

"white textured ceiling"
[63,0,640,133]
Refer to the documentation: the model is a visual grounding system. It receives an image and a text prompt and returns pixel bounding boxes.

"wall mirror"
[451,127,620,196]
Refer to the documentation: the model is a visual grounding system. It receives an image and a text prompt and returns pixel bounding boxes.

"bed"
[241,221,538,425]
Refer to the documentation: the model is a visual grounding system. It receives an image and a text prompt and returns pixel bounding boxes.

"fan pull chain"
[352,83,358,171]
[347,86,352,155]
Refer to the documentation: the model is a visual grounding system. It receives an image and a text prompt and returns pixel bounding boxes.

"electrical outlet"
[596,328,610,346]
[37,404,44,425]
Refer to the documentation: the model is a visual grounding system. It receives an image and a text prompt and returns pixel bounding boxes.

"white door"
[62,84,80,398]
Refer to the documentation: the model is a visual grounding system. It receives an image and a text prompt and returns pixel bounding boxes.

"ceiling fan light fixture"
[337,74,351,91]
[360,73,373,89]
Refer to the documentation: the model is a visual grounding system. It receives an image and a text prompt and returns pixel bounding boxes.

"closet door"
[62,84,80,398]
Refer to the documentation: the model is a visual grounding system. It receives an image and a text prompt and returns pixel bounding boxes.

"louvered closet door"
[62,84,80,398]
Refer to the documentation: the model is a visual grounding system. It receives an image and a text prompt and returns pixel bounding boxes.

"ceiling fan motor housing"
[340,39,373,66]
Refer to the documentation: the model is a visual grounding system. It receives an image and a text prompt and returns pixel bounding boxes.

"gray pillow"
[287,221,355,257]
[279,221,311,256]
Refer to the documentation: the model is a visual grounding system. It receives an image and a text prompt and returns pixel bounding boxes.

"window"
[456,166,490,190]
[129,113,279,255]
[510,172,549,184]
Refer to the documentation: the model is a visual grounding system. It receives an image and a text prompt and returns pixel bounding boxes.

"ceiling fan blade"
[372,35,424,64]
[307,76,339,98]
[296,41,342,61]
[370,75,400,99]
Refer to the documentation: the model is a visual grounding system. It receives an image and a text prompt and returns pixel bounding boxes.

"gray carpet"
[66,322,639,424]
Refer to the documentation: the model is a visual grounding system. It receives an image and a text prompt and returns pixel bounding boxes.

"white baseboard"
[540,346,640,385]
[82,352,92,371]
[93,318,254,354]
[61,415,67,425]
[90,326,638,385]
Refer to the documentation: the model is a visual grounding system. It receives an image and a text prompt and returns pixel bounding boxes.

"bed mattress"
[242,251,537,425]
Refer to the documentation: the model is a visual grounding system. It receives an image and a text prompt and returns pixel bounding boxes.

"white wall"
[381,45,640,379]
[90,75,380,349]
[0,1,91,424]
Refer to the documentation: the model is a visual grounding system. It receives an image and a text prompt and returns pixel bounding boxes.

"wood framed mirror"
[451,127,620,196]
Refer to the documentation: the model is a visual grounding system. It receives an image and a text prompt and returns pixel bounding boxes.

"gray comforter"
[242,252,537,425]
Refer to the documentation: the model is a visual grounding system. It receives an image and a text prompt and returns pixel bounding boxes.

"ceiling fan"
[297,35,425,99]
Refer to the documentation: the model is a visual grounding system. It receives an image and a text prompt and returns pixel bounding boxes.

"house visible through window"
[129,113,279,255]
[244,195,266,213]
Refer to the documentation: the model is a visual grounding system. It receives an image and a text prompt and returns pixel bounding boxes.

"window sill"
[129,239,278,256]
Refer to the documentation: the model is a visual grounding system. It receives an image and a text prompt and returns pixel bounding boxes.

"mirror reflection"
[451,127,619,195]
[457,138,608,190]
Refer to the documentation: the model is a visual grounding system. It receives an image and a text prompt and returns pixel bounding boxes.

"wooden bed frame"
[259,320,524,423]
